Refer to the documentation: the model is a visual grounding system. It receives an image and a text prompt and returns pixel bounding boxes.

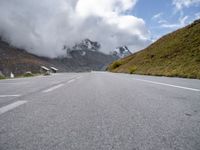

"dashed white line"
[0,95,21,98]
[67,79,76,83]
[0,82,28,85]
[0,101,27,115]
[42,84,64,93]
[76,76,82,80]
[133,78,200,92]
[42,76,82,93]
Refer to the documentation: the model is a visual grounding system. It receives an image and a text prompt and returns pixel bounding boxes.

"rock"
[10,72,15,78]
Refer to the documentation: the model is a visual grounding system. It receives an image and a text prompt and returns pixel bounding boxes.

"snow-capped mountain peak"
[72,39,101,51]
[112,46,132,58]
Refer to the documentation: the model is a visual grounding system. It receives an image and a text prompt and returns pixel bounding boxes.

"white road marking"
[67,79,76,83]
[0,82,28,85]
[0,101,27,115]
[133,78,200,92]
[43,84,64,93]
[0,95,21,98]
[42,77,81,93]
[76,76,82,80]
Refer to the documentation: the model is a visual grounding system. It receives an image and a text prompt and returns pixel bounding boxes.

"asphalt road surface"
[0,72,200,150]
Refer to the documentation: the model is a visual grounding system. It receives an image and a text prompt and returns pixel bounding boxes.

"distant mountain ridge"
[108,19,200,79]
[0,38,117,77]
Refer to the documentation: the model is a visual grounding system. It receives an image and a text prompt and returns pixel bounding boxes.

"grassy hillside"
[108,19,200,79]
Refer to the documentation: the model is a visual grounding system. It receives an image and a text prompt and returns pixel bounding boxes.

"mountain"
[0,38,117,77]
[71,39,101,51]
[112,46,132,58]
[0,39,49,77]
[108,19,200,79]
[65,39,101,58]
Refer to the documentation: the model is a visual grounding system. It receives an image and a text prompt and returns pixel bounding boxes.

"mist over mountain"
[0,0,150,58]
[0,38,117,76]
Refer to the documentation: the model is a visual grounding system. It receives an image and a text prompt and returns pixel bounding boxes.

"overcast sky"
[0,0,199,58]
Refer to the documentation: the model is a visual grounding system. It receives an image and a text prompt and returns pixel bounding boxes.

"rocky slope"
[0,39,117,77]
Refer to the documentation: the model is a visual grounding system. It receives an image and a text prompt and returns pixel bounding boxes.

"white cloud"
[152,13,163,20]
[195,12,200,19]
[158,20,168,24]
[160,15,189,29]
[172,0,200,10]
[152,12,168,25]
[76,0,136,17]
[0,0,149,58]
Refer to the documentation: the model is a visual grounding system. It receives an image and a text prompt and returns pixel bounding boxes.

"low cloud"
[0,0,150,58]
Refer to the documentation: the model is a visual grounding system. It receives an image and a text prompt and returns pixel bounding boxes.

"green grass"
[128,66,137,74]
[16,73,41,78]
[109,61,123,70]
[0,75,6,80]
[0,73,41,80]
[108,19,200,79]
[23,72,34,77]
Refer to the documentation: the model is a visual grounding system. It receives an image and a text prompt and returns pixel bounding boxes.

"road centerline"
[67,79,76,83]
[0,95,21,98]
[0,101,27,115]
[42,76,82,93]
[133,78,200,92]
[75,76,82,80]
[42,84,64,93]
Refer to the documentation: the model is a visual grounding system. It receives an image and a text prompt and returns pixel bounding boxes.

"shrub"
[24,71,34,77]
[0,71,5,79]
[0,75,5,80]
[110,61,123,70]
[129,66,137,74]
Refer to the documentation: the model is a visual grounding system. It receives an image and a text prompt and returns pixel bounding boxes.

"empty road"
[0,72,200,150]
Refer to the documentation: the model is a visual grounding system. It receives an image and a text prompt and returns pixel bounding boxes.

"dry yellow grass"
[108,19,200,79]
